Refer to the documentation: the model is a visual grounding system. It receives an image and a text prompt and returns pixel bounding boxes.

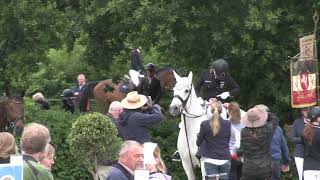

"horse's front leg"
[177,130,196,180]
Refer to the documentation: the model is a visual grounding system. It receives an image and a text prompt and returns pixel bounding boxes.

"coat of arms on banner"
[299,34,317,60]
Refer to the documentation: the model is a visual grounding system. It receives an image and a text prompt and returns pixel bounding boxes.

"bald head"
[108,101,123,118]
[77,74,86,86]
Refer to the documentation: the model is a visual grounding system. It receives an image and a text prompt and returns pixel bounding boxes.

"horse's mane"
[155,66,175,75]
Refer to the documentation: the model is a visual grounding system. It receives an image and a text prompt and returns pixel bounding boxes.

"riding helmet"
[211,59,229,76]
[307,106,320,123]
[61,89,75,98]
[145,63,156,71]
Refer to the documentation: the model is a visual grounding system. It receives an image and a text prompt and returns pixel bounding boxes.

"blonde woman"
[144,143,172,180]
[196,99,231,180]
[40,143,55,171]
[0,132,17,164]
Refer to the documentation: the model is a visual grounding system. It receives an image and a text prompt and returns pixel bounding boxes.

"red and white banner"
[291,60,318,108]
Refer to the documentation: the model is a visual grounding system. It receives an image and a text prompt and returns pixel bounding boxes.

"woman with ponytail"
[196,98,231,180]
[302,106,320,180]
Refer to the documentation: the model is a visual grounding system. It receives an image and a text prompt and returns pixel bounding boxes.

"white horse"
[169,71,207,180]
[169,71,246,180]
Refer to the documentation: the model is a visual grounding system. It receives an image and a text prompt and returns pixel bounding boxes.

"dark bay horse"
[93,79,127,113]
[155,67,176,90]
[93,67,176,113]
[0,94,24,134]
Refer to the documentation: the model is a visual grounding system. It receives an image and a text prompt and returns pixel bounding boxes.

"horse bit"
[3,98,23,132]
[173,83,207,118]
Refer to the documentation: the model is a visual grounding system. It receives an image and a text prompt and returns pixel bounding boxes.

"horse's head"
[169,71,193,116]
[0,95,24,134]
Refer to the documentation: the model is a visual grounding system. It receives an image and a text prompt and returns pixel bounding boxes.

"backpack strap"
[23,155,39,178]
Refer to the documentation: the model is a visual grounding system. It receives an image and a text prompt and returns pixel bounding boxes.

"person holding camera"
[117,91,163,144]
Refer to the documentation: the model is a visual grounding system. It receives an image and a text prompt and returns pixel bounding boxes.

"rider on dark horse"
[172,59,240,161]
[138,63,162,105]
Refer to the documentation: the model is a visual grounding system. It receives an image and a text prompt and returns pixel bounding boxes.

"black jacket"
[196,118,231,160]
[303,127,320,171]
[138,76,162,104]
[290,116,305,157]
[73,83,91,112]
[237,112,279,178]
[195,70,240,102]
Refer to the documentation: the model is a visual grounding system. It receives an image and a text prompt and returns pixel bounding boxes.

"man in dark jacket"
[195,59,240,102]
[117,91,163,144]
[138,63,162,105]
[106,140,144,180]
[73,74,91,112]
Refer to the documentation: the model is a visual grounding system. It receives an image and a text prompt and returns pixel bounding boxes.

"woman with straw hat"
[236,107,279,180]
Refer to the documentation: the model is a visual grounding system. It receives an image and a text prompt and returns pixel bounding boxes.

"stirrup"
[171,150,181,162]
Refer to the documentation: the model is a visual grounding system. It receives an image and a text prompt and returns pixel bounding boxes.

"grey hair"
[108,101,122,113]
[254,104,270,112]
[119,140,141,157]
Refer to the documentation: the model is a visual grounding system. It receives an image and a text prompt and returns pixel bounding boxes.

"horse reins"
[3,98,23,133]
[173,84,208,118]
[172,83,207,175]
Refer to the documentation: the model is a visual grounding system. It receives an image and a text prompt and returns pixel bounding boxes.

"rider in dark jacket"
[195,59,240,102]
[138,63,162,105]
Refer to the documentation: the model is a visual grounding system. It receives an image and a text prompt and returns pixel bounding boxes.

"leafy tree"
[0,0,67,92]
[67,112,122,180]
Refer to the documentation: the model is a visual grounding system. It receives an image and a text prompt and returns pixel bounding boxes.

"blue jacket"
[196,117,231,160]
[270,126,290,165]
[106,163,133,180]
[117,106,163,144]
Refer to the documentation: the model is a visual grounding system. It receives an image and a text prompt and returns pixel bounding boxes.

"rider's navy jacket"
[195,70,240,102]
[117,106,163,144]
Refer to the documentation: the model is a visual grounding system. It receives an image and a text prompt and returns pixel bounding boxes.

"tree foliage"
[0,0,67,92]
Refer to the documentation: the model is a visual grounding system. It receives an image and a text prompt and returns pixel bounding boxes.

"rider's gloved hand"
[216,92,230,100]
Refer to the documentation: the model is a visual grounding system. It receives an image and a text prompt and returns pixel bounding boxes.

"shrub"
[67,112,122,180]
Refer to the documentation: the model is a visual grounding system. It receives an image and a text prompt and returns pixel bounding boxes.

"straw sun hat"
[241,107,268,128]
[121,91,148,109]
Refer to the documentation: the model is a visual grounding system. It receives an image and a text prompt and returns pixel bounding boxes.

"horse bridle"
[173,83,207,118]
[3,98,23,132]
